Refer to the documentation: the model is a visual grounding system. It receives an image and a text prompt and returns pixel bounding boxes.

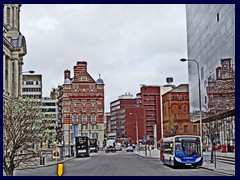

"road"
[14,150,225,176]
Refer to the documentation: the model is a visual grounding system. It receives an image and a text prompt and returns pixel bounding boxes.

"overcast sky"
[20,4,189,111]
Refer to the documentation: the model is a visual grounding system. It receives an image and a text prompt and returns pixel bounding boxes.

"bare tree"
[3,97,48,176]
[163,113,178,137]
[204,107,233,163]
[203,118,221,163]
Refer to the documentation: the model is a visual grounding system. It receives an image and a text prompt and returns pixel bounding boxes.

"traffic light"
[56,130,63,142]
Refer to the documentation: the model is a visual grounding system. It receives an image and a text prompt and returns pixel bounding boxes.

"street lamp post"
[129,113,139,152]
[22,70,35,74]
[180,58,202,141]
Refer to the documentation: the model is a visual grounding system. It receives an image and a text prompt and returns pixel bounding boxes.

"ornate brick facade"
[62,61,105,149]
[162,84,199,137]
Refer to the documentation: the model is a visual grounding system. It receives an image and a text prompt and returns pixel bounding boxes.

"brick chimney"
[74,61,87,77]
[64,69,71,80]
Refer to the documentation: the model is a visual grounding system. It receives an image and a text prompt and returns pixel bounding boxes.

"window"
[162,142,173,154]
[217,13,219,22]
[184,125,189,133]
[82,107,86,112]
[63,107,69,112]
[90,84,95,89]
[65,100,70,104]
[81,76,88,81]
[82,99,86,105]
[91,115,96,124]
[26,81,34,85]
[72,114,78,124]
[193,125,198,133]
[92,133,98,139]
[82,115,87,124]
[175,125,179,133]
[201,67,204,80]
[183,105,187,112]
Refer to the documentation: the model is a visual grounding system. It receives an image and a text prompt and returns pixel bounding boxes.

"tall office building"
[185,4,235,118]
[185,4,235,148]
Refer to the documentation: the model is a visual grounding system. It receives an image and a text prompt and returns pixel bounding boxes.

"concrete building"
[162,84,199,137]
[41,97,58,149]
[22,74,42,99]
[62,61,105,155]
[3,4,27,99]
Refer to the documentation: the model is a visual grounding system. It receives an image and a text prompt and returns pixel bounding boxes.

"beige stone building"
[3,4,27,99]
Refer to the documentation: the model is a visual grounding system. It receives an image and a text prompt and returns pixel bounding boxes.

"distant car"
[116,142,122,151]
[105,147,116,153]
[116,146,122,151]
[127,146,134,152]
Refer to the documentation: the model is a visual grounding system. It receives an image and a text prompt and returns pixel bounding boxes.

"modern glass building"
[185,4,235,117]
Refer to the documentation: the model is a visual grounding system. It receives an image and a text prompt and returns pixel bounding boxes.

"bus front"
[89,138,98,153]
[75,136,90,157]
[174,136,203,167]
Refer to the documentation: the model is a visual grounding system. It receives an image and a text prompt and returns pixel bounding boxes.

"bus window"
[175,142,184,156]
[163,142,173,154]
[182,141,201,156]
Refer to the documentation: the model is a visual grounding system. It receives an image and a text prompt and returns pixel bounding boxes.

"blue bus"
[160,135,203,168]
[75,136,90,157]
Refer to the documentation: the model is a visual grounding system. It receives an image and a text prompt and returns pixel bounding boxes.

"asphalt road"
[14,150,225,176]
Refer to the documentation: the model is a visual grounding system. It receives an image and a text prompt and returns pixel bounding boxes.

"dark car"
[105,146,116,153]
[126,146,134,152]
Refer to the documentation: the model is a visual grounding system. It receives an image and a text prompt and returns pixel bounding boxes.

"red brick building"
[110,93,145,144]
[138,85,161,141]
[162,84,199,137]
[204,58,235,148]
[62,61,105,150]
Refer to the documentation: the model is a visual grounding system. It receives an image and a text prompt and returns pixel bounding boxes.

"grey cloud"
[21,4,188,111]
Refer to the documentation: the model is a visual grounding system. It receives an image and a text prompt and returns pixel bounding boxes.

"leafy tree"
[3,97,49,176]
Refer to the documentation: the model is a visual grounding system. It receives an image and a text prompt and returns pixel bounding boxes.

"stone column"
[3,53,5,92]
[7,57,12,96]
[18,58,23,96]
[14,58,19,98]
[13,6,17,29]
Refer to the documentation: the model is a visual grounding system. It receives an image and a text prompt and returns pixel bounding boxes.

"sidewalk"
[134,149,235,176]
[16,156,75,170]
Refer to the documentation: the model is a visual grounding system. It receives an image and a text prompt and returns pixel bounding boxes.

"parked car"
[127,146,134,152]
